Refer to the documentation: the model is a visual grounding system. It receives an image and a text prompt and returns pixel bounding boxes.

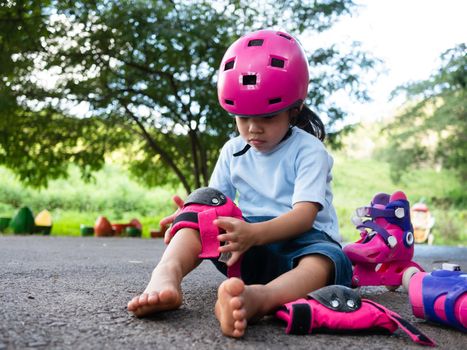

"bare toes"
[216,278,248,338]
[147,292,159,304]
[128,288,182,317]
[233,309,246,320]
[138,293,149,306]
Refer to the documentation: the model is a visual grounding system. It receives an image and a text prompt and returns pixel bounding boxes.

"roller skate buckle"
[442,263,461,271]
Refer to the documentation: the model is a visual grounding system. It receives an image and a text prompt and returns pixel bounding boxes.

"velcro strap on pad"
[198,208,220,258]
[173,212,198,226]
[290,303,312,334]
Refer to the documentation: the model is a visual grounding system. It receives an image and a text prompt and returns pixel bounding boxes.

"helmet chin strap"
[233,143,251,157]
[233,127,293,157]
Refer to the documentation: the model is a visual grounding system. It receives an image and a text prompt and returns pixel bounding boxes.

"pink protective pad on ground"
[276,285,435,346]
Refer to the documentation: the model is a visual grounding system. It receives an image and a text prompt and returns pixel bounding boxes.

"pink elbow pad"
[170,187,243,278]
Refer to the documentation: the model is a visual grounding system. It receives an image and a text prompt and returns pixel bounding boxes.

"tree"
[0,0,376,193]
[383,44,466,183]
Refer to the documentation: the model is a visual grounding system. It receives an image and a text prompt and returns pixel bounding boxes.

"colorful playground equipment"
[91,216,142,237]
[9,206,35,234]
[411,202,435,245]
[0,207,53,235]
[34,209,53,235]
[0,217,11,232]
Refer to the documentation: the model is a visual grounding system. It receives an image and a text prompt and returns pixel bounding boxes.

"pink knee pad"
[170,187,243,278]
[276,285,435,346]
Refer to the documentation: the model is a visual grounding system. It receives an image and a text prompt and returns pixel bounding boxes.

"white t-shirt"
[209,127,341,242]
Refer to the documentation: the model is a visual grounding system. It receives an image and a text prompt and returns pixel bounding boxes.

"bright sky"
[304,0,467,124]
[39,1,466,125]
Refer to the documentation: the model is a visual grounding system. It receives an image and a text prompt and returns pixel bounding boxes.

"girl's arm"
[215,201,319,266]
[252,201,319,245]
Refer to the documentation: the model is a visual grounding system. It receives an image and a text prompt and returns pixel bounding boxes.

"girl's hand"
[214,217,258,267]
[159,195,185,244]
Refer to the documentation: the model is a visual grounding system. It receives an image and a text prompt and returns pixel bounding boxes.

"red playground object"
[94,216,113,237]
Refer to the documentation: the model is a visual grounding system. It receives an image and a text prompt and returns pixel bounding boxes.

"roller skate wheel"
[395,207,405,218]
[402,266,422,290]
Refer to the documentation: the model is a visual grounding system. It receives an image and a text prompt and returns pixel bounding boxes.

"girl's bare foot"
[127,263,182,317]
[215,278,266,338]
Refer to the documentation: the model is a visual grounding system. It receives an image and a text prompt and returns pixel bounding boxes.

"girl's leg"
[215,254,333,337]
[128,228,202,317]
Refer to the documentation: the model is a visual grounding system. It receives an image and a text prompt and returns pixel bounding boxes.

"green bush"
[0,156,464,245]
[0,164,178,237]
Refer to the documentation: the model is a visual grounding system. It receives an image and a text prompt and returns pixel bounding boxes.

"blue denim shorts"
[210,216,353,286]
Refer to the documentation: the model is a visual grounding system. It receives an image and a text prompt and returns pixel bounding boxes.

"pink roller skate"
[343,191,424,289]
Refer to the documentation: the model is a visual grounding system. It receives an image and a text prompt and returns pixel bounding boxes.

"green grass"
[0,164,177,238]
[49,210,165,238]
[0,154,465,245]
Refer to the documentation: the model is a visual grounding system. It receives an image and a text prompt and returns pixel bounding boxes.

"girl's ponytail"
[293,105,326,141]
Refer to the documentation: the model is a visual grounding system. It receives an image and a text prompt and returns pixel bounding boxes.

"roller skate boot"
[343,191,424,288]
[407,264,467,332]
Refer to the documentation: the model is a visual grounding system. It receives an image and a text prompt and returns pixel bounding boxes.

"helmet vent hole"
[278,33,292,40]
[242,75,257,85]
[224,99,234,105]
[269,98,282,104]
[248,39,264,47]
[224,60,235,71]
[270,58,285,68]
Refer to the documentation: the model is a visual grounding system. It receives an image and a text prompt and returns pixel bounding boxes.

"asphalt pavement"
[1,236,466,350]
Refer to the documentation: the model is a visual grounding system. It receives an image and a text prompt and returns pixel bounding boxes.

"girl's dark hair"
[292,105,326,141]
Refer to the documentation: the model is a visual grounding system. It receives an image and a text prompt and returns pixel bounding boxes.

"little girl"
[127,29,353,338]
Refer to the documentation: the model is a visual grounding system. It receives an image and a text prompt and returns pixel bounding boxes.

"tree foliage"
[0,0,376,193]
[382,44,466,184]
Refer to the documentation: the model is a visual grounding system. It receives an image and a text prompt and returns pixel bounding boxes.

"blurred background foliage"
[0,1,465,244]
[0,0,376,193]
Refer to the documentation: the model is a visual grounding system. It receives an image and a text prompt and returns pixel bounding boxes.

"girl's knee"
[297,254,334,284]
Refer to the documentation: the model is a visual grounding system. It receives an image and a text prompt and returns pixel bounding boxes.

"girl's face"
[235,110,290,153]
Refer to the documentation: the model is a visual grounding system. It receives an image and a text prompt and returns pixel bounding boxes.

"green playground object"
[80,224,95,237]
[0,217,11,232]
[10,207,35,234]
[125,226,142,237]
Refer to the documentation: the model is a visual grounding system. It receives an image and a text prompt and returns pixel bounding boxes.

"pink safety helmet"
[217,29,309,117]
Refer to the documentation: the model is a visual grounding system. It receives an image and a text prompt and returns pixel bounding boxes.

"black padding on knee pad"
[309,285,361,312]
[185,187,227,207]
